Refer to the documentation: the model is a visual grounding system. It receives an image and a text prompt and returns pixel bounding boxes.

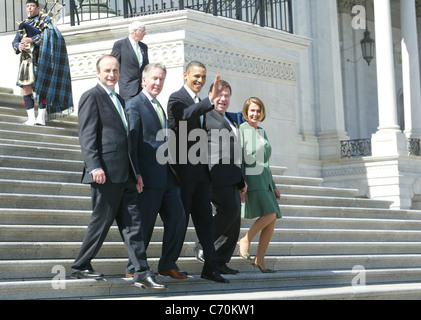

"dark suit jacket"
[226,111,246,125]
[167,86,214,183]
[205,109,245,189]
[78,84,137,184]
[111,37,149,101]
[126,91,174,189]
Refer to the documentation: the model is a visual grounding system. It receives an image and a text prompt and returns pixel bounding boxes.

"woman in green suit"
[238,97,281,273]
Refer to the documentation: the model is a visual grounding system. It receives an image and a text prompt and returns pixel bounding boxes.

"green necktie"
[110,91,128,131]
[152,98,166,129]
[134,43,142,66]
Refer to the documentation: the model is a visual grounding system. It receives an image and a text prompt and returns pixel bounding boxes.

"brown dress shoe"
[158,268,188,280]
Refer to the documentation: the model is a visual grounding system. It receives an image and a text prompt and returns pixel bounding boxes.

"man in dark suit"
[167,61,229,283]
[201,80,247,274]
[125,63,187,280]
[111,21,149,101]
[71,55,167,292]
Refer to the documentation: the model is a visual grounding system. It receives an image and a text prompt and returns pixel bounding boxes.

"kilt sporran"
[18,45,35,86]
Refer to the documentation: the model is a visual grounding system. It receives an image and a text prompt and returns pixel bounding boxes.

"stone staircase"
[2,87,421,300]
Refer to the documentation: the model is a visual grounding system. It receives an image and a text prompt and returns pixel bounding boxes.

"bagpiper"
[12,0,73,125]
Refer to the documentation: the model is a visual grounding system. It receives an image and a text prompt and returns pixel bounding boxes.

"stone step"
[0,179,89,196]
[2,224,421,242]
[0,209,91,225]
[3,207,421,231]
[276,183,358,198]
[0,105,28,117]
[0,193,90,210]
[0,114,78,130]
[0,155,83,172]
[0,128,80,146]
[2,254,421,282]
[281,215,421,230]
[0,144,83,161]
[4,241,421,261]
[0,93,23,107]
[0,191,391,211]
[129,279,421,300]
[0,87,14,94]
[0,137,80,151]
[0,177,363,201]
[280,204,421,220]
[0,241,191,261]
[3,268,421,300]
[0,172,360,200]
[268,281,421,300]
[2,201,420,224]
[273,174,323,186]
[279,194,392,208]
[0,120,78,140]
[0,167,81,183]
[269,166,287,176]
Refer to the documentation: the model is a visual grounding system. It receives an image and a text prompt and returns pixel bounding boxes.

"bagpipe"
[17,0,65,86]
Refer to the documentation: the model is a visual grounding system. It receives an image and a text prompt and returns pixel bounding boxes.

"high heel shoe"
[252,263,276,273]
[238,248,252,261]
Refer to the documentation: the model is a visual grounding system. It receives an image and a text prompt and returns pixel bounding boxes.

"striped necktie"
[110,91,128,131]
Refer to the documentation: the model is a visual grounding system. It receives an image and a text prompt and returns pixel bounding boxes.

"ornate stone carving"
[149,42,184,67]
[68,42,297,84]
[68,42,185,80]
[68,51,108,80]
[184,43,297,84]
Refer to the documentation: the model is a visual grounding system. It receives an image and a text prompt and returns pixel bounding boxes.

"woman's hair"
[242,97,266,122]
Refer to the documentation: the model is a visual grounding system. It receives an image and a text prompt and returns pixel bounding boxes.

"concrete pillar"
[371,0,407,157]
[401,0,421,139]
[313,0,349,160]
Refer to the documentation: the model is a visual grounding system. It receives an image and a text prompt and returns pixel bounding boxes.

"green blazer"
[239,122,276,192]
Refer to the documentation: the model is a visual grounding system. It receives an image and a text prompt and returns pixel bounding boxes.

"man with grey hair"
[125,63,187,280]
[111,21,149,101]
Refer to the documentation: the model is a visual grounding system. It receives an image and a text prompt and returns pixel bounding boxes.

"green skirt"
[241,188,281,219]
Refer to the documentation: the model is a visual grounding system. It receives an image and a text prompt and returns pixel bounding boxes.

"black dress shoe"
[71,269,104,280]
[219,264,239,275]
[201,271,230,284]
[133,275,169,292]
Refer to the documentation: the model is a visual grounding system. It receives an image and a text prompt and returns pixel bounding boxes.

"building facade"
[1,0,421,209]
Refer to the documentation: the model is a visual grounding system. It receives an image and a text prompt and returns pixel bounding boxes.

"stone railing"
[341,137,421,158]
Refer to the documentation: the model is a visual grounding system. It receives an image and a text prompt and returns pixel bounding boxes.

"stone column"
[371,0,407,156]
[313,0,349,160]
[401,0,421,139]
